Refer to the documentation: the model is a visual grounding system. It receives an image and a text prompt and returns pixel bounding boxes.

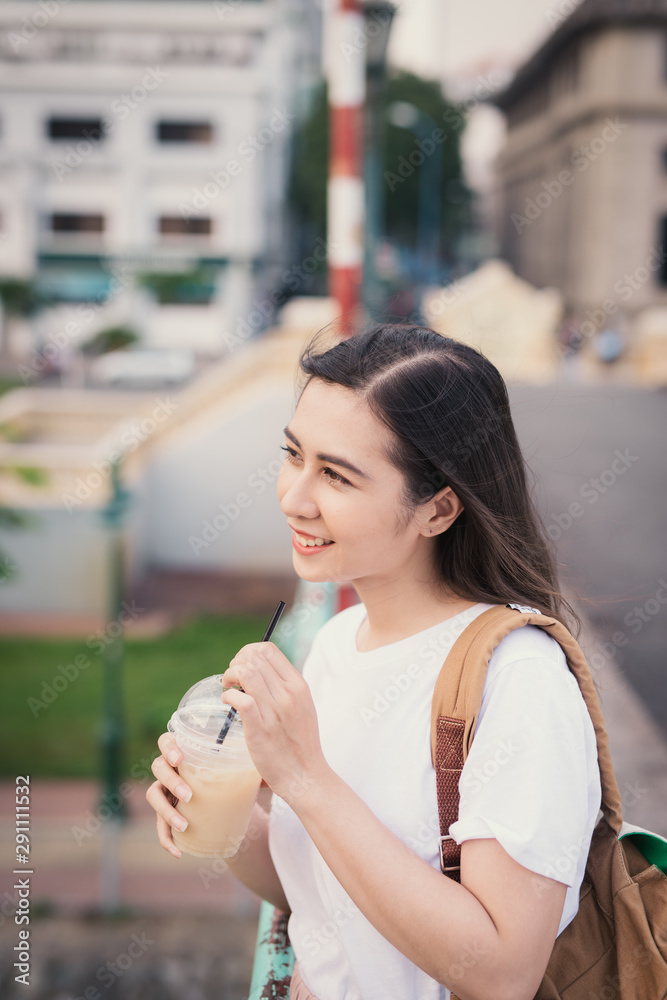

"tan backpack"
[431,603,667,1000]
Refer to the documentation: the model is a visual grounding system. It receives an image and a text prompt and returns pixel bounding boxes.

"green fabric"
[620,830,667,876]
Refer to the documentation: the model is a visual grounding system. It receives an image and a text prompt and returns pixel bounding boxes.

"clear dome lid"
[168,674,249,760]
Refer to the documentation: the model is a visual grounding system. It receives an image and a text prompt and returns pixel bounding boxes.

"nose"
[277,464,320,520]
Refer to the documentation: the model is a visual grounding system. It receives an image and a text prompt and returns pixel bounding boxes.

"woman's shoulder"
[482,622,579,703]
[474,623,596,766]
[489,622,568,672]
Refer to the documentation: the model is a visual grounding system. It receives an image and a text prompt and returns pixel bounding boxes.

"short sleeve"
[448,627,601,886]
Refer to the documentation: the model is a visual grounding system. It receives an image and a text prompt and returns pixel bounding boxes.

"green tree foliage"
[0,278,40,317]
[288,71,471,265]
[80,325,139,356]
[137,268,218,305]
[382,72,470,254]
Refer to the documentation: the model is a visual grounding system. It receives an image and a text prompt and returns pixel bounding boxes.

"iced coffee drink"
[172,760,261,858]
[167,674,261,859]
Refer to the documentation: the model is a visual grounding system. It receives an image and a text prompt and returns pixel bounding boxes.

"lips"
[291,530,335,555]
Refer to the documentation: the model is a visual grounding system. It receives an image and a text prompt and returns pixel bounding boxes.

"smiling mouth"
[292,531,335,550]
[292,528,334,555]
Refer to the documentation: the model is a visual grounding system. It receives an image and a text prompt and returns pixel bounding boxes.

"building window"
[159,216,212,236]
[50,213,105,233]
[659,218,667,285]
[47,117,105,141]
[156,121,213,144]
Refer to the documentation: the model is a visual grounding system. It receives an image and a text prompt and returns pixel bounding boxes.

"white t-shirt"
[268,600,602,1000]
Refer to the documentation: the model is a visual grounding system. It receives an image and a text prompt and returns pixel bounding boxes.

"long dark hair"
[296,322,581,635]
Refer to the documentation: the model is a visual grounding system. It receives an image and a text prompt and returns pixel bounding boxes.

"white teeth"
[296,533,333,547]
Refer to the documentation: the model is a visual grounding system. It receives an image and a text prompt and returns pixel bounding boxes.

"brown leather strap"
[435,715,464,882]
[431,604,623,880]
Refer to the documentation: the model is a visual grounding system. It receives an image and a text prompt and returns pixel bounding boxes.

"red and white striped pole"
[327,0,365,338]
[326,0,366,612]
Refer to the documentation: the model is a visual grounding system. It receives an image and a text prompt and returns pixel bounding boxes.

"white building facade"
[0,0,321,362]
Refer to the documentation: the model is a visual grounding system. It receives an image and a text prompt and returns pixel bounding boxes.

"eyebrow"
[283,426,373,481]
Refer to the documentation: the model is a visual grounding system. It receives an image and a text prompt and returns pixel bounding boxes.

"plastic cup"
[167,674,261,859]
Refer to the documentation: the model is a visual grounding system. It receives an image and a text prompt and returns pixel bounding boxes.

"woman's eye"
[280,446,349,486]
[323,467,346,484]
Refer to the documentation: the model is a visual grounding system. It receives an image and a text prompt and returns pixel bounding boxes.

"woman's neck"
[352,581,480,652]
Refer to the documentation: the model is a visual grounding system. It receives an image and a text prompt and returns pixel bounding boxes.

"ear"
[418,486,464,537]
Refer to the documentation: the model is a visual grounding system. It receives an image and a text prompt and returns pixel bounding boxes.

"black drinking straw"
[215,599,287,746]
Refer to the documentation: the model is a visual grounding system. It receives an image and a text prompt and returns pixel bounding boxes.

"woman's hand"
[222,641,328,806]
[145,732,193,858]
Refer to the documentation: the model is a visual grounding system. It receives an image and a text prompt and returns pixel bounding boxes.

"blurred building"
[493,0,667,351]
[0,0,321,359]
[0,297,338,624]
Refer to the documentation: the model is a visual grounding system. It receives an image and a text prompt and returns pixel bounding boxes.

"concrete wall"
[0,508,111,617]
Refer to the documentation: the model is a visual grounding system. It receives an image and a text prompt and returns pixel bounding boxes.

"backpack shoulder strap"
[431,603,623,880]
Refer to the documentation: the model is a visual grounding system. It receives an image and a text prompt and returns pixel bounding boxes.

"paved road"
[508,381,667,737]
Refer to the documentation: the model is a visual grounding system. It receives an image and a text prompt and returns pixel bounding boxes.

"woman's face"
[276,377,440,588]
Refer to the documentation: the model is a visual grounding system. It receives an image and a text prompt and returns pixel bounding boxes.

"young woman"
[146,324,602,1000]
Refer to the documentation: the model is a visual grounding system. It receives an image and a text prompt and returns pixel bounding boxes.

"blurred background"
[0,0,666,996]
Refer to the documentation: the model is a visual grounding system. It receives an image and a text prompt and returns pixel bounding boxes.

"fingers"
[145,779,188,858]
[151,752,192,802]
[224,646,295,704]
[226,642,295,685]
[222,686,265,726]
[157,812,182,859]
[157,731,182,767]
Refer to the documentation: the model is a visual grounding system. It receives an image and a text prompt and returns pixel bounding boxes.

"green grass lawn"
[0,614,267,779]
